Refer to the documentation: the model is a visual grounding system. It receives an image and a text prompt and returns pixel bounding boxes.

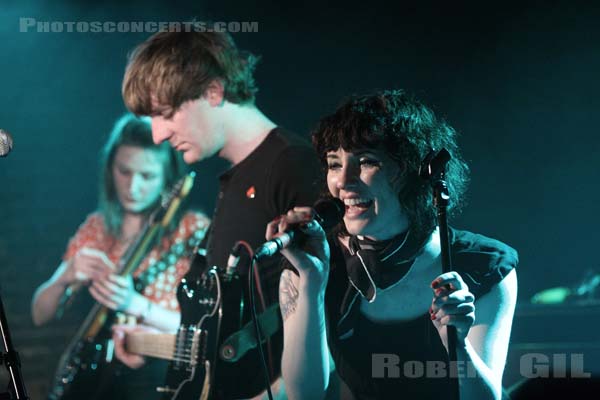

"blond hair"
[123,31,259,116]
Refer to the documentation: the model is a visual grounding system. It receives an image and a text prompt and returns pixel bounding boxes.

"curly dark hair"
[312,89,470,239]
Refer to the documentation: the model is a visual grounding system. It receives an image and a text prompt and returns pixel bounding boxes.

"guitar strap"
[218,302,282,363]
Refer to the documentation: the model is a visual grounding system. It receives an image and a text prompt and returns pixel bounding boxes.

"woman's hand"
[429,271,476,343]
[61,247,115,286]
[112,324,157,369]
[265,207,330,289]
[89,273,148,317]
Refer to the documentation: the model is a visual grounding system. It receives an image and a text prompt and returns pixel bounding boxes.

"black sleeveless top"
[325,228,518,400]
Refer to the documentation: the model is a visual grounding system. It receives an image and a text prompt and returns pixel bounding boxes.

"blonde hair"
[123,31,259,117]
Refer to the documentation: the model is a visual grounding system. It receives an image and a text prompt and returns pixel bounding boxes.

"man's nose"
[151,118,173,145]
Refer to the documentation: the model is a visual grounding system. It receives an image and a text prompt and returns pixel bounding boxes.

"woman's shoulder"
[451,228,518,266]
[450,227,518,298]
[81,211,105,226]
[63,212,109,259]
[72,211,107,237]
[173,210,210,242]
[180,210,211,230]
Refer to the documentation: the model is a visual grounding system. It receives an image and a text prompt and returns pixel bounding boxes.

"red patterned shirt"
[63,211,210,311]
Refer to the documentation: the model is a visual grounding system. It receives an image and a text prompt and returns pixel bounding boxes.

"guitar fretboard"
[125,326,200,365]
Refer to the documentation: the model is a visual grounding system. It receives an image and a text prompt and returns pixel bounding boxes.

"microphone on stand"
[0,129,14,157]
[254,198,344,261]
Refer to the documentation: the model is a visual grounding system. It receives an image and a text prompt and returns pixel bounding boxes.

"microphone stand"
[0,288,29,399]
[419,148,459,400]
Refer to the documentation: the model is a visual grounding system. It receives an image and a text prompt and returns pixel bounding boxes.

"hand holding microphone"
[258,198,343,260]
[262,198,343,283]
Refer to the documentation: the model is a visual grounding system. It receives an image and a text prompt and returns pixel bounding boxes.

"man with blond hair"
[114,30,320,399]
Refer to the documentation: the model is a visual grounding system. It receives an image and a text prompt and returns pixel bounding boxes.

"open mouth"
[343,198,374,218]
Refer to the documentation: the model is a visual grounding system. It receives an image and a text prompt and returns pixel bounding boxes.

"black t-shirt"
[325,228,518,400]
[202,127,321,398]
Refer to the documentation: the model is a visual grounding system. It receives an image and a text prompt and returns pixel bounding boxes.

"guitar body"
[48,296,118,400]
[160,260,223,400]
[48,173,198,400]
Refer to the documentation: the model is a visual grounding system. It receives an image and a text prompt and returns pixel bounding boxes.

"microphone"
[254,198,344,260]
[226,242,243,277]
[419,148,451,180]
[0,129,13,157]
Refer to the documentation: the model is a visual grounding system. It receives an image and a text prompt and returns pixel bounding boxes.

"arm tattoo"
[279,269,299,321]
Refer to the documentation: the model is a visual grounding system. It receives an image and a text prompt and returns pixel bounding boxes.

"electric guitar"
[48,172,196,400]
[124,264,224,400]
[121,252,249,400]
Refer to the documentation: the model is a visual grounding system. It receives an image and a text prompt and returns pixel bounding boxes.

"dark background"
[1,0,599,397]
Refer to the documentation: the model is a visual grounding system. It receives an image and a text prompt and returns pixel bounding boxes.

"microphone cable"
[230,240,273,400]
[249,252,274,400]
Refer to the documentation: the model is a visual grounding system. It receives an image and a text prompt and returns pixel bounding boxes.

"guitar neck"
[125,332,177,361]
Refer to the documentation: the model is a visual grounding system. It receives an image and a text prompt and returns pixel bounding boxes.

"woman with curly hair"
[268,90,518,400]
